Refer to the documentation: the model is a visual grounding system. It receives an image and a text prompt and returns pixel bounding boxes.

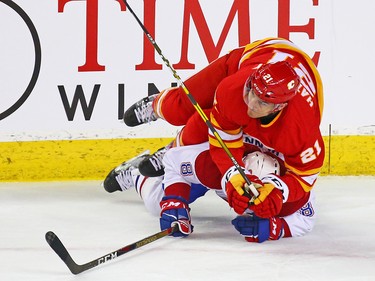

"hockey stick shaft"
[123,0,258,199]
[45,225,178,275]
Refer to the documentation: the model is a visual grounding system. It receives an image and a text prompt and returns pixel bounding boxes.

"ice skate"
[138,146,168,177]
[123,94,158,127]
[103,150,150,192]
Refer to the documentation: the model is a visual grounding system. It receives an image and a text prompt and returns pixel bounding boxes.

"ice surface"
[1,176,375,281]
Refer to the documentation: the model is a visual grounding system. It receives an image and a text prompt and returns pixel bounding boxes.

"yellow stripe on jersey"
[209,111,221,127]
[284,162,322,176]
[208,135,244,148]
[268,42,324,119]
[210,112,242,136]
[239,37,279,64]
[260,110,283,128]
[297,51,324,119]
[154,88,173,119]
[284,164,320,192]
[292,174,315,192]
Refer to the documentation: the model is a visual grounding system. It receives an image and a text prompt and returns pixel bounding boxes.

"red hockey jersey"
[211,38,324,214]
[154,38,324,216]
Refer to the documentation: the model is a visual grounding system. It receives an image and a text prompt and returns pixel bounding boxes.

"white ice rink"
[1,176,375,281]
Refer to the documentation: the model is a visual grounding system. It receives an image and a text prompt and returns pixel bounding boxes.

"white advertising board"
[1,0,374,141]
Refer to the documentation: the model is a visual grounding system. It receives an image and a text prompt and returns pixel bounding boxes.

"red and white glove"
[222,166,283,217]
[160,196,193,237]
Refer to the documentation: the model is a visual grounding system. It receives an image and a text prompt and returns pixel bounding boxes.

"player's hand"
[232,214,284,243]
[160,196,193,237]
[249,183,283,218]
[222,167,262,214]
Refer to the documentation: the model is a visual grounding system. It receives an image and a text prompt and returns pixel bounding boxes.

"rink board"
[0,135,374,181]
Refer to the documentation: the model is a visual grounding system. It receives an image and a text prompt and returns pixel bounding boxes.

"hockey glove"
[222,166,262,214]
[232,214,284,243]
[249,182,283,218]
[160,196,193,237]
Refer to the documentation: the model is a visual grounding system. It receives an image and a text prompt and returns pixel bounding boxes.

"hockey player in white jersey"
[103,143,316,243]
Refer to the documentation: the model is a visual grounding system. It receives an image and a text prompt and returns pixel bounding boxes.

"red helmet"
[247,61,300,104]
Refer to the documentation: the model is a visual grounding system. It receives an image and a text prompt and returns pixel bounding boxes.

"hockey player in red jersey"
[121,37,324,241]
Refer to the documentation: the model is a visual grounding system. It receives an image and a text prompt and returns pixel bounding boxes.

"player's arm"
[159,185,193,238]
[207,71,252,174]
[277,134,325,204]
[208,76,261,208]
[209,108,245,174]
[154,47,245,126]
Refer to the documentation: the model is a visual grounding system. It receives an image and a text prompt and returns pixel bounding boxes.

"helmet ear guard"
[249,61,300,104]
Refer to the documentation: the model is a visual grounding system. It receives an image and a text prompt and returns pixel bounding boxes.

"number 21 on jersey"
[300,140,322,164]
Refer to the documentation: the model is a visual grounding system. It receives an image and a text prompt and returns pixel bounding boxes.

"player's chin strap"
[123,0,259,200]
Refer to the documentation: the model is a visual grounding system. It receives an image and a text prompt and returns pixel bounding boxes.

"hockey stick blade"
[45,225,178,275]
[45,231,83,274]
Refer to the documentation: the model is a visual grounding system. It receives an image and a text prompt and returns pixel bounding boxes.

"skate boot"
[138,146,169,177]
[103,150,150,193]
[123,94,158,127]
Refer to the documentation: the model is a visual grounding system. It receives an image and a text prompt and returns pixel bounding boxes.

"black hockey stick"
[123,0,259,200]
[45,225,178,275]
